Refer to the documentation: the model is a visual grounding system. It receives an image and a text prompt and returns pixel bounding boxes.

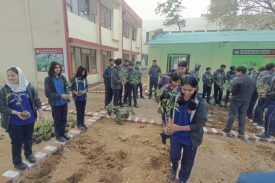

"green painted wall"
[148,41,275,91]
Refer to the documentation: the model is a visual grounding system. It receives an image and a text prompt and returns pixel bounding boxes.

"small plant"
[223,79,235,92]
[33,119,54,143]
[106,104,135,124]
[119,69,128,83]
[256,80,270,98]
[159,90,179,135]
[5,90,31,120]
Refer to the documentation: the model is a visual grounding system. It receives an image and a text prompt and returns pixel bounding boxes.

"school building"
[148,30,275,74]
[0,0,142,88]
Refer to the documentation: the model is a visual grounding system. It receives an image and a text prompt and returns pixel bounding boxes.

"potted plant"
[118,69,128,84]
[6,92,31,120]
[256,79,270,98]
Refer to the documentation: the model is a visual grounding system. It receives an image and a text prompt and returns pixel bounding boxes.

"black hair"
[48,61,62,77]
[258,67,266,72]
[124,59,130,63]
[206,67,211,71]
[153,59,157,62]
[230,66,235,71]
[220,64,226,68]
[181,75,198,88]
[7,67,18,75]
[236,66,247,74]
[170,71,180,82]
[178,61,188,68]
[265,63,275,71]
[135,61,141,65]
[115,58,122,66]
[75,66,87,78]
[109,58,114,62]
[169,69,177,74]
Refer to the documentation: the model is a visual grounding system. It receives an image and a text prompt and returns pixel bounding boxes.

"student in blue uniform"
[0,67,45,170]
[103,58,114,107]
[70,66,88,131]
[44,61,71,143]
[167,75,208,183]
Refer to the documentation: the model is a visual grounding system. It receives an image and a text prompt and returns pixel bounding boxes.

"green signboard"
[231,49,275,69]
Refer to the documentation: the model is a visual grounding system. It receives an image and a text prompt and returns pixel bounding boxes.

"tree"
[204,0,275,30]
[155,0,185,32]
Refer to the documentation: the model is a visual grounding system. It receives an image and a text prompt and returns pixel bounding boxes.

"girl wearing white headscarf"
[0,66,44,170]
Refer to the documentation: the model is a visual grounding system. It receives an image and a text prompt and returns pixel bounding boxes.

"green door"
[167,54,190,72]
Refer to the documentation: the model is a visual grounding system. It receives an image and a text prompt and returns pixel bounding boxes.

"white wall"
[68,12,98,43]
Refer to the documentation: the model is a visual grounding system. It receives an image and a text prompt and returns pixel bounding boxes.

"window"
[123,21,130,38]
[100,4,112,30]
[101,51,112,67]
[66,0,72,12]
[67,0,96,22]
[72,0,79,15]
[70,47,97,74]
[132,27,137,41]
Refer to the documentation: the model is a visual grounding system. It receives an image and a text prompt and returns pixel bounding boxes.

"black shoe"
[77,125,85,131]
[63,134,71,141]
[26,154,36,163]
[237,134,246,140]
[256,133,270,138]
[169,169,177,180]
[160,133,166,145]
[56,136,66,142]
[222,128,231,136]
[141,96,145,99]
[148,97,152,99]
[82,124,88,130]
[134,105,139,108]
[14,162,28,170]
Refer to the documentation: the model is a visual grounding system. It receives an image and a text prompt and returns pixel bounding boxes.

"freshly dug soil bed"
[21,118,170,183]
[207,105,261,134]
[19,118,275,183]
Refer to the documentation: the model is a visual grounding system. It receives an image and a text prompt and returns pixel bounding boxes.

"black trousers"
[247,91,258,119]
[149,77,158,98]
[75,99,86,127]
[136,82,143,97]
[52,104,68,137]
[225,90,231,104]
[214,83,223,105]
[202,83,211,102]
[123,84,129,104]
[113,89,121,106]
[104,83,113,107]
[127,83,137,106]
[8,122,35,165]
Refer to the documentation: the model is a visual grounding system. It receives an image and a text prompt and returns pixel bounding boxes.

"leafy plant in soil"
[223,79,235,92]
[106,104,135,124]
[32,120,54,143]
[256,79,270,98]
[67,114,77,128]
[5,91,31,120]
[118,69,128,83]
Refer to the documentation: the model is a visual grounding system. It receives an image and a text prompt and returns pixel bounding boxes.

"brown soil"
[207,105,261,134]
[21,118,170,183]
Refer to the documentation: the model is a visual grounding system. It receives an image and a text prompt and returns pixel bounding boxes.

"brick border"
[0,112,104,182]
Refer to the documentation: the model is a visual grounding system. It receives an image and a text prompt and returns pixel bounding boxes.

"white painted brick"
[22,161,35,169]
[2,170,21,183]
[231,130,238,138]
[203,127,208,133]
[149,120,154,124]
[211,128,218,134]
[54,140,67,146]
[134,117,139,123]
[43,145,58,153]
[34,152,47,162]
[253,123,258,126]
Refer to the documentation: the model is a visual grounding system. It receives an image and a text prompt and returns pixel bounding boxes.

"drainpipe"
[25,0,39,88]
[62,0,72,79]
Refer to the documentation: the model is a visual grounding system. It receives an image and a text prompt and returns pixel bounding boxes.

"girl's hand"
[12,110,24,120]
[167,123,180,134]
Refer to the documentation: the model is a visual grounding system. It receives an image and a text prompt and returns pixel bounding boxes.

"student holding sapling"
[44,61,70,143]
[0,67,45,170]
[70,66,88,131]
[167,75,208,183]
